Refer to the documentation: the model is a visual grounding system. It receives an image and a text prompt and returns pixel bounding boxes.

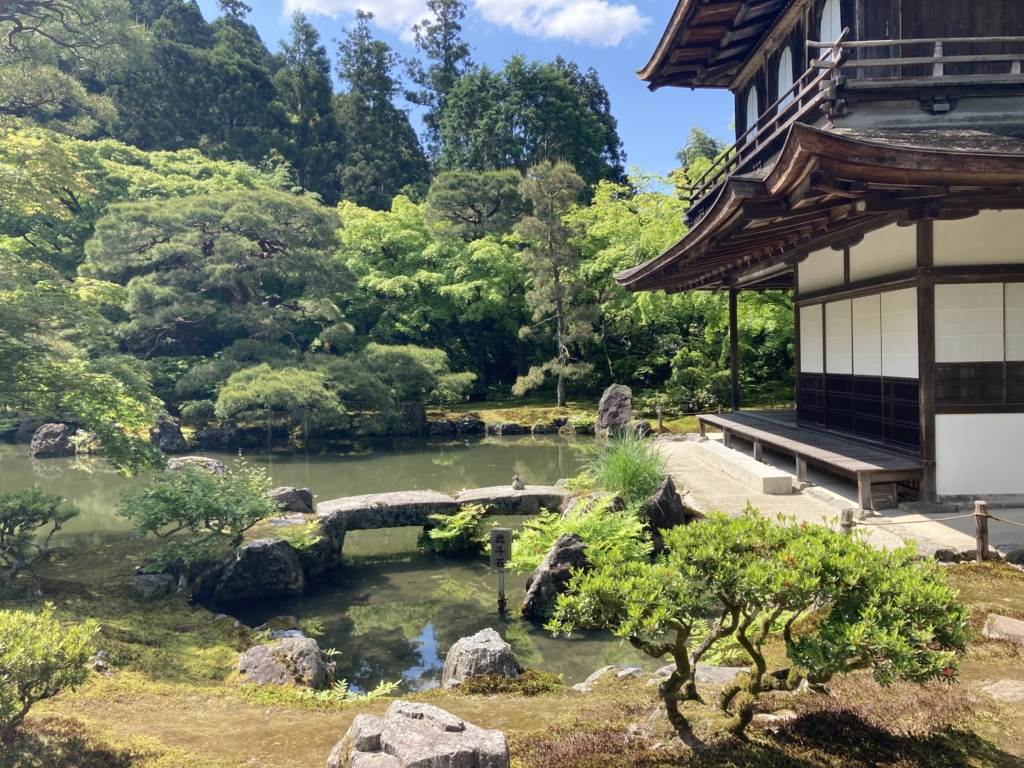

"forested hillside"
[0,0,794,462]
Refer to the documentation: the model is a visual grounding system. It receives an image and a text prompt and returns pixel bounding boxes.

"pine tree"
[335,11,429,210]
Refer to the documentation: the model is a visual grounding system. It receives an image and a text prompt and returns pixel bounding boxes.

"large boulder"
[167,455,227,476]
[236,636,335,689]
[194,420,241,451]
[455,414,485,435]
[214,539,306,602]
[127,572,175,599]
[442,628,521,688]
[396,401,427,436]
[596,384,633,433]
[149,413,187,453]
[520,533,591,619]
[266,486,314,513]
[29,423,75,458]
[429,420,456,437]
[327,702,509,768]
[641,477,690,551]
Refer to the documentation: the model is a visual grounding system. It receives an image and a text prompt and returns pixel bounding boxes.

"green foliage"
[419,504,487,555]
[549,509,971,738]
[274,522,323,553]
[508,500,652,574]
[445,668,563,696]
[424,170,526,241]
[581,432,667,505]
[0,488,79,594]
[178,399,216,427]
[118,462,279,568]
[302,678,399,705]
[0,604,98,742]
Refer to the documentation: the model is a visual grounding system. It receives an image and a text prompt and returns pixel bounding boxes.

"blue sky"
[195,0,735,177]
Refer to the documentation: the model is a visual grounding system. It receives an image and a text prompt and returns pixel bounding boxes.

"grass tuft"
[582,431,667,505]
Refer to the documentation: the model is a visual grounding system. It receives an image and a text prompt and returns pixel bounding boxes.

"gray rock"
[455,415,485,435]
[490,422,525,436]
[442,628,521,688]
[29,423,75,458]
[511,475,525,491]
[214,539,306,602]
[645,663,747,685]
[149,413,187,453]
[641,477,690,551]
[236,636,335,690]
[127,572,175,599]
[625,420,653,437]
[318,490,460,532]
[596,384,633,433]
[167,456,227,476]
[530,422,559,435]
[194,421,240,451]
[616,667,642,678]
[327,702,509,768]
[266,486,315,513]
[983,613,1024,645]
[396,401,427,436]
[455,486,566,516]
[521,533,591,620]
[982,679,1024,702]
[571,665,620,692]
[429,420,456,437]
[996,543,1024,565]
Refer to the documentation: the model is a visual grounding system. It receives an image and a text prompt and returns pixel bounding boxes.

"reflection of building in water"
[624,0,1024,504]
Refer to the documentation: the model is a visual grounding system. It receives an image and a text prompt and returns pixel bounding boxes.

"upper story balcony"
[683,32,1024,226]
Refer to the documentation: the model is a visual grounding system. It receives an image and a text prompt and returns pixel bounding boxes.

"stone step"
[692,440,793,495]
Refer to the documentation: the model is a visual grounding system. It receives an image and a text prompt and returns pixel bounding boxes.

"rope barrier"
[858,513,976,526]
[986,514,1024,530]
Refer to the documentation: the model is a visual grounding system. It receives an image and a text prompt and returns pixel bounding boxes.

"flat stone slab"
[983,679,1024,702]
[695,441,793,495]
[983,613,1024,645]
[317,491,460,531]
[455,486,567,515]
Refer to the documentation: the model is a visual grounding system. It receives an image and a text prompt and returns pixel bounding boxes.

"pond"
[1,436,655,689]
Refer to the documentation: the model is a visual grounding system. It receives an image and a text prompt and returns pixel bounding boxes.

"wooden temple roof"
[614,124,1024,293]
[638,0,790,89]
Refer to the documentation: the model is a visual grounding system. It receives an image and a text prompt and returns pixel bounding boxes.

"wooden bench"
[697,412,924,510]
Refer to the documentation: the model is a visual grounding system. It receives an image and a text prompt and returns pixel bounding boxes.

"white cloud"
[282,0,430,37]
[473,0,650,46]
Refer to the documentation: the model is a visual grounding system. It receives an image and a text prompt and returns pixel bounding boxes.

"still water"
[0,437,654,688]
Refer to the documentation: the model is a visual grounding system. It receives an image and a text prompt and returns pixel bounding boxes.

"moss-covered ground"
[3,545,1024,767]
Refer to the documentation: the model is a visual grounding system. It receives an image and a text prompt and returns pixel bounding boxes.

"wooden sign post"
[490,527,511,614]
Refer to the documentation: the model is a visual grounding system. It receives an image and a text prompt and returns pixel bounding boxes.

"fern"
[304,678,399,705]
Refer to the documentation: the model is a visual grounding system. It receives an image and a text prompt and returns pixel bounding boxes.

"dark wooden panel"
[935,362,1005,405]
[1007,361,1024,403]
[799,372,825,426]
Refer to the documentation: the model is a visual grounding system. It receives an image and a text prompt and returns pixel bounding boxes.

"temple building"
[618,0,1024,507]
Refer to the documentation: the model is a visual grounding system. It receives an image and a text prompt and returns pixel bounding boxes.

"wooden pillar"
[857,471,873,512]
[917,222,937,502]
[729,289,740,413]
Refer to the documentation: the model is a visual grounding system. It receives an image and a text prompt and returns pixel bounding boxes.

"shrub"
[178,399,216,427]
[508,498,652,573]
[0,604,98,742]
[118,462,280,571]
[0,487,79,594]
[581,431,667,505]
[549,508,970,739]
[419,504,488,555]
[448,668,563,696]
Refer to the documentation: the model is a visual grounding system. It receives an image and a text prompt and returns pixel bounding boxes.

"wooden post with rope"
[974,500,989,562]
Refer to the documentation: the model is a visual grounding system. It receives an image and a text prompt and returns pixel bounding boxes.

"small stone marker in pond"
[327,701,509,768]
[442,628,520,688]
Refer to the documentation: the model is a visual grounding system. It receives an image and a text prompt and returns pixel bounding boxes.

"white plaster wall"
[801,304,824,373]
[825,299,853,374]
[935,211,1024,266]
[1006,283,1024,361]
[935,283,1004,363]
[849,223,917,282]
[852,294,882,375]
[798,249,844,294]
[936,413,1024,496]
[881,288,918,378]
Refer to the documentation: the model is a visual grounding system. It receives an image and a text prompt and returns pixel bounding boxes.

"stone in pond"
[214,538,306,602]
[326,701,509,768]
[396,401,427,436]
[442,628,521,688]
[520,533,591,620]
[596,384,632,433]
[455,414,485,434]
[29,423,75,458]
[490,422,525,436]
[236,636,335,689]
[266,486,314,513]
[429,420,456,436]
[194,420,241,451]
[167,456,227,476]
[149,413,186,453]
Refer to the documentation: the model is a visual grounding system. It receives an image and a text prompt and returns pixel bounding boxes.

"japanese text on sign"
[490,527,511,572]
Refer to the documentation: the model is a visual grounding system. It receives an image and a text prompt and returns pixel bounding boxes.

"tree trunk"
[554,265,566,408]
[474,318,487,391]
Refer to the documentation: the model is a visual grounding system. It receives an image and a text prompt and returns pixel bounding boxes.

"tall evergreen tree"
[274,12,344,201]
[406,0,473,156]
[335,11,429,211]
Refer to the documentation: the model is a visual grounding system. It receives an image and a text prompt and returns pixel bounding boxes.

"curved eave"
[615,124,1024,292]
[637,0,696,90]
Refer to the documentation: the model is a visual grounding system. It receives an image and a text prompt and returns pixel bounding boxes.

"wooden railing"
[684,33,1024,221]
